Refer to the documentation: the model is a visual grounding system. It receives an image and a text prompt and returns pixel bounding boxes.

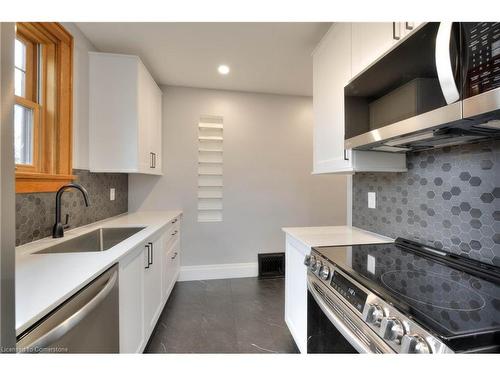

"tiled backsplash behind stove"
[16,169,128,246]
[353,139,500,265]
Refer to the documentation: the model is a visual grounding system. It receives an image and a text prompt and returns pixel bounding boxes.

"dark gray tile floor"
[145,277,299,353]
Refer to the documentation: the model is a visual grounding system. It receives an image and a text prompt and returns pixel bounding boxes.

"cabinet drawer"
[169,216,180,227]
[163,239,180,300]
[167,241,180,274]
[165,222,180,250]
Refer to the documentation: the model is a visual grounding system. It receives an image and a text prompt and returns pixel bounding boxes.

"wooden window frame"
[15,22,75,193]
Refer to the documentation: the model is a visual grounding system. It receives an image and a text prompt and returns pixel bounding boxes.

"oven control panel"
[463,22,500,98]
[305,251,454,354]
[330,271,367,313]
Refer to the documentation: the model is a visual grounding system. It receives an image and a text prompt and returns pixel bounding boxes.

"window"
[14,23,74,193]
[14,36,39,168]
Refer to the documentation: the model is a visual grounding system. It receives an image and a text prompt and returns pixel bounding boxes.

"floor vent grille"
[258,252,285,279]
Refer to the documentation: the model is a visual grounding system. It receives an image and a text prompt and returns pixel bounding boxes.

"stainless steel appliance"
[345,22,500,152]
[306,238,500,353]
[17,264,119,353]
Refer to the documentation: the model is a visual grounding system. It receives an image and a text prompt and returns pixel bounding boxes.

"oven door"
[307,290,358,353]
[307,275,393,354]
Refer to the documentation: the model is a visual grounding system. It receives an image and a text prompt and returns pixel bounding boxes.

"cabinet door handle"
[171,218,177,224]
[171,252,178,260]
[148,242,154,265]
[153,153,156,168]
[344,149,349,161]
[405,22,414,31]
[145,244,151,269]
[392,22,401,40]
[171,230,178,236]
[150,152,154,168]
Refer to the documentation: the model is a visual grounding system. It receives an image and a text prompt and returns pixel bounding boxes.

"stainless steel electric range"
[305,238,500,354]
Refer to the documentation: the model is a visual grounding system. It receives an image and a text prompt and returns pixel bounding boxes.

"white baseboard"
[178,262,258,281]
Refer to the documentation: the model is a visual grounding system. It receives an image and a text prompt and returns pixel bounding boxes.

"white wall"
[62,23,98,170]
[129,86,347,267]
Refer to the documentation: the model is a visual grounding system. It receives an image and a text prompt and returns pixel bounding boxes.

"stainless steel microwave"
[344,22,500,152]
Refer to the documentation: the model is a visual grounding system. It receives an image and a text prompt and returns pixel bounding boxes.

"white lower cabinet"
[284,235,310,354]
[143,234,164,338]
[163,218,181,301]
[118,215,182,353]
[119,245,145,353]
[163,240,180,301]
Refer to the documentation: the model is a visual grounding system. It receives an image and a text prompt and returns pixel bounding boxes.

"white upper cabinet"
[352,22,423,78]
[313,23,352,174]
[89,52,163,175]
[312,23,406,174]
[352,22,397,78]
[401,22,423,38]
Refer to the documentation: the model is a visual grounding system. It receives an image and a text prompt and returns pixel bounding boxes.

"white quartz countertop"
[282,225,393,248]
[15,210,182,335]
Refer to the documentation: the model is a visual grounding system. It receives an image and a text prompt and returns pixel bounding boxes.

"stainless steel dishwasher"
[17,264,119,353]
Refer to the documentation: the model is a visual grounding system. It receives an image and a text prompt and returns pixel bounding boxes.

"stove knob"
[379,317,405,343]
[309,255,317,270]
[319,265,330,280]
[401,334,431,354]
[304,255,311,266]
[362,304,385,326]
[312,260,322,273]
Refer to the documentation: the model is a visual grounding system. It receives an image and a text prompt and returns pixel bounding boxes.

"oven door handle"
[307,276,392,354]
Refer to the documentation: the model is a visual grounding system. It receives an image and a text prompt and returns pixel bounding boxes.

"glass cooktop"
[315,240,500,342]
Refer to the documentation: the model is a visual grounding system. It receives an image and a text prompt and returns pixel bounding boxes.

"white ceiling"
[75,22,331,96]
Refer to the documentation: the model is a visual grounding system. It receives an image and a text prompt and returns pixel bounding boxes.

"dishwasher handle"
[22,269,118,351]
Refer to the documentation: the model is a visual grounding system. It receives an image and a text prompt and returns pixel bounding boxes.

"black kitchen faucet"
[52,183,90,238]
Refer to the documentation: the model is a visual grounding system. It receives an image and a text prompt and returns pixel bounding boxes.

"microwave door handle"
[461,25,470,94]
[20,270,118,351]
[435,22,460,104]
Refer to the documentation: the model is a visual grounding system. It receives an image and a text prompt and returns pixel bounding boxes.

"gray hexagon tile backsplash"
[353,139,500,266]
[16,169,128,246]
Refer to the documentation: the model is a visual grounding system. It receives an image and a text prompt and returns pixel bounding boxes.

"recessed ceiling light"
[218,65,230,75]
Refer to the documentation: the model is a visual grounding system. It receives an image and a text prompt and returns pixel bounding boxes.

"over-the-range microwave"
[344,22,500,152]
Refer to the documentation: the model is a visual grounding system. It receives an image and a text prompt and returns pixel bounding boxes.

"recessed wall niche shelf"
[198,117,224,222]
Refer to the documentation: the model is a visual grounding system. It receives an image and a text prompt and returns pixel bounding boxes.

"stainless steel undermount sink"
[35,227,146,254]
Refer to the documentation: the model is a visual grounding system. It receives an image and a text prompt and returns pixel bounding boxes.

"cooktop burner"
[315,239,500,346]
[380,271,487,311]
